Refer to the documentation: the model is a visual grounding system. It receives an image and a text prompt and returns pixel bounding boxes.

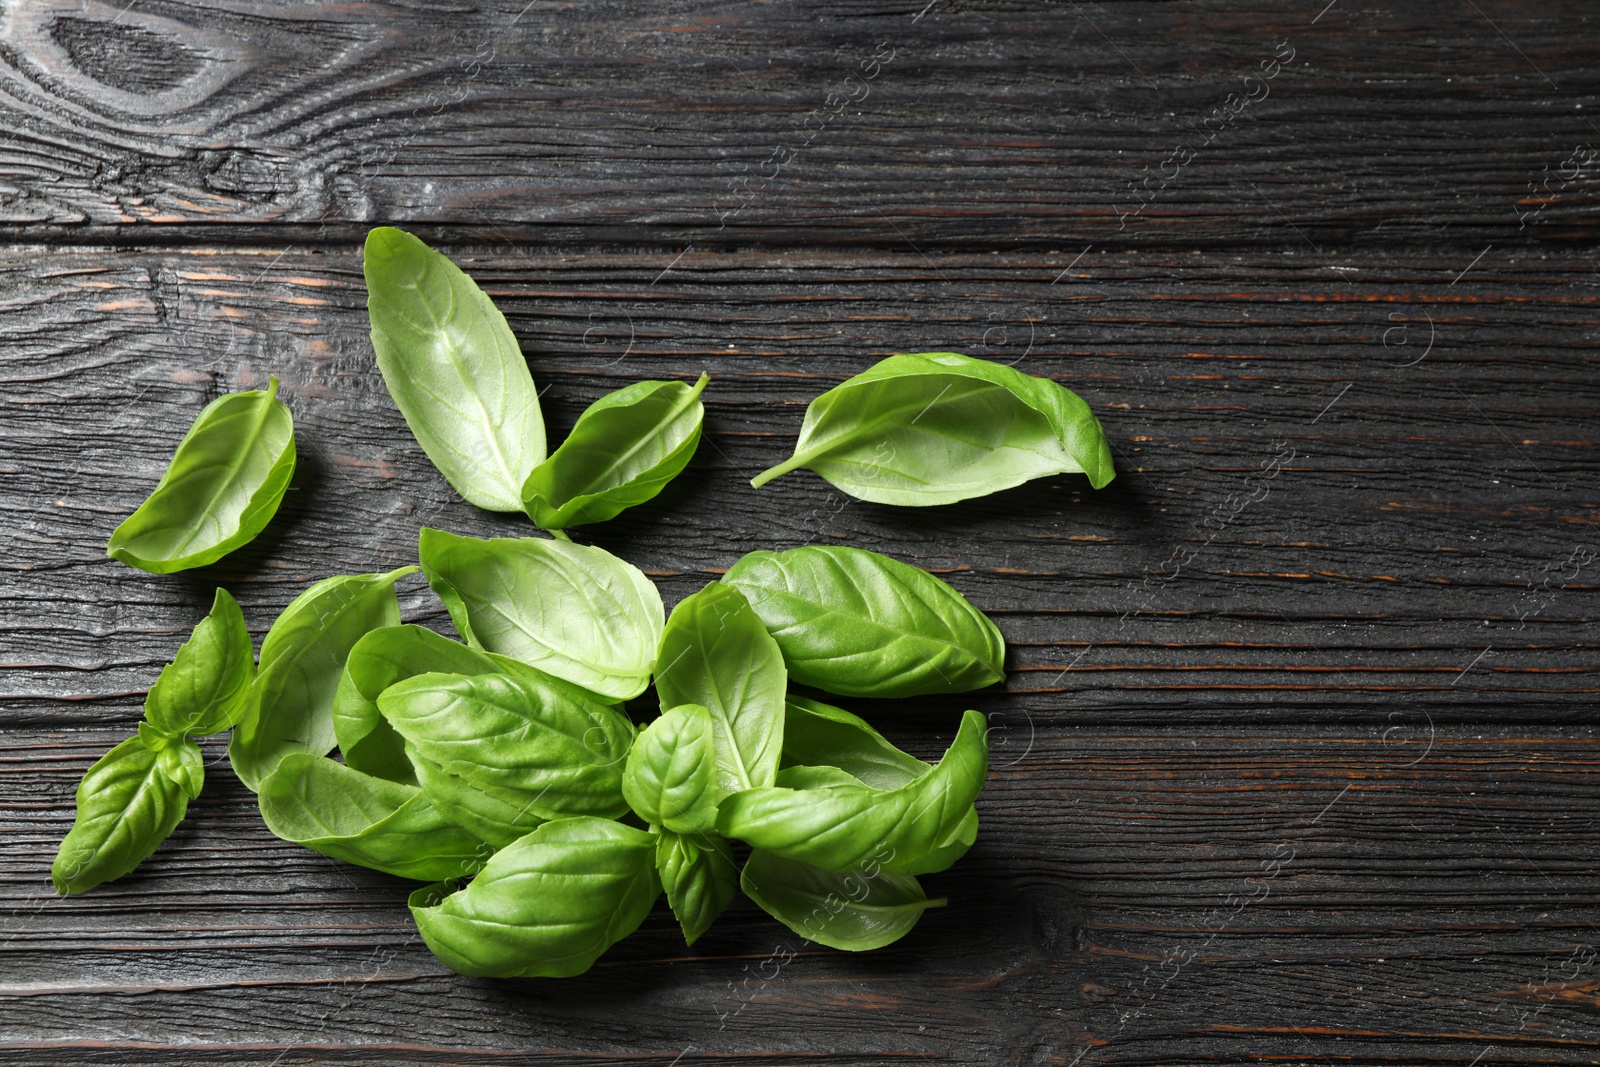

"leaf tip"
[363,225,412,258]
[380,564,422,585]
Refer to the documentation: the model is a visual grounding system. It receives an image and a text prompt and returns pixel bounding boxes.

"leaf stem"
[750,451,810,489]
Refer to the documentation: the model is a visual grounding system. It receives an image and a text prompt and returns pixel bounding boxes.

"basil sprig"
[52,589,255,894]
[56,551,1000,970]
[752,351,1115,504]
[53,227,1091,976]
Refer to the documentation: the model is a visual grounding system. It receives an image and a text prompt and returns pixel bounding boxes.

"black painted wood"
[1,2,1597,1065]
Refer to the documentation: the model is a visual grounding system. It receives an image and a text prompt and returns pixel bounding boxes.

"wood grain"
[0,0,1597,1064]
[0,246,1592,723]
[4,729,1599,1064]
[0,1,1594,246]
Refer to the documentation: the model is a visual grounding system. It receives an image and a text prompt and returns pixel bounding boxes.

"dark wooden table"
[3,2,1597,1064]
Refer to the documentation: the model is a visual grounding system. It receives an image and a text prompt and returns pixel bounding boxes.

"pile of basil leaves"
[53,229,1114,977]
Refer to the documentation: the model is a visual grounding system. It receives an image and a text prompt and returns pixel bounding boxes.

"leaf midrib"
[548,383,701,503]
[163,391,279,558]
[406,257,524,500]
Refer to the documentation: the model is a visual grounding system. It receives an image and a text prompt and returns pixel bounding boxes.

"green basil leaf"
[136,725,206,799]
[773,763,863,790]
[774,760,975,876]
[740,847,943,952]
[410,752,546,849]
[364,227,545,512]
[378,671,634,821]
[913,806,980,877]
[332,624,557,784]
[654,583,786,796]
[228,566,415,791]
[750,351,1115,504]
[521,374,708,531]
[782,696,978,875]
[622,703,719,833]
[142,588,255,738]
[107,377,296,573]
[781,695,938,788]
[409,817,659,978]
[258,753,487,882]
[418,528,663,700]
[51,736,190,894]
[656,829,736,947]
[718,709,987,874]
[723,545,1004,697]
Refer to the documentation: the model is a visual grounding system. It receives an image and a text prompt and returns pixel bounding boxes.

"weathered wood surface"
[1,1,1598,1065]
[0,0,1595,247]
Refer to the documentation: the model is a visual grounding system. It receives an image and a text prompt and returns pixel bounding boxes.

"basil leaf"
[333,624,555,784]
[521,374,708,531]
[654,583,786,796]
[656,829,736,947]
[622,703,719,833]
[51,736,190,894]
[228,566,415,791]
[783,695,978,875]
[409,817,659,978]
[136,724,206,799]
[143,588,255,738]
[419,528,663,700]
[765,756,979,879]
[155,742,205,799]
[750,351,1115,505]
[718,709,988,874]
[378,672,634,821]
[411,752,546,849]
[364,227,545,512]
[741,848,943,952]
[107,377,296,573]
[258,753,487,882]
[773,763,864,790]
[723,545,1004,697]
[775,755,976,877]
[782,695,939,788]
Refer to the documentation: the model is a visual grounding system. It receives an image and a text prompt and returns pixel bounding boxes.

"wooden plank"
[0,246,1592,730]
[0,2,1597,1060]
[1,245,1593,1061]
[2,728,1597,1064]
[0,1,1595,246]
